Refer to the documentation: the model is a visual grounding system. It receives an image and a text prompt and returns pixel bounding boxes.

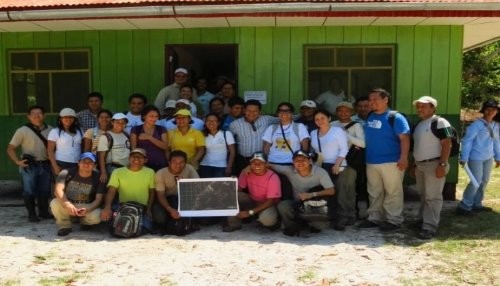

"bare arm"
[263,141,271,155]
[130,132,138,149]
[436,138,452,178]
[298,187,335,201]
[156,191,180,219]
[6,144,28,168]
[47,140,61,175]
[100,187,117,221]
[225,144,236,176]
[300,138,310,153]
[83,138,93,153]
[397,134,410,171]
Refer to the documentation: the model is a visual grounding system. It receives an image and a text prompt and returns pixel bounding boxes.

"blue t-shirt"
[364,110,410,164]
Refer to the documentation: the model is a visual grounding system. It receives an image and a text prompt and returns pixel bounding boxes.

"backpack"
[111,202,145,238]
[429,116,460,157]
[387,110,412,131]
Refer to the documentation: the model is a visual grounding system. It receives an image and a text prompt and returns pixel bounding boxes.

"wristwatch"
[438,162,448,167]
[248,210,255,216]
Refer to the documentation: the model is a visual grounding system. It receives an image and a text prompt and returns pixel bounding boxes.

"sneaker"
[472,206,493,212]
[456,207,475,216]
[57,228,72,236]
[222,225,242,232]
[358,219,378,228]
[417,229,436,240]
[379,222,400,232]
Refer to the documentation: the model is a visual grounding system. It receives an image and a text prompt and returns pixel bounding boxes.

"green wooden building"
[1,0,499,197]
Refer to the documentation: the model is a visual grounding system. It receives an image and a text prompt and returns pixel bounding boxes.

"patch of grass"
[0,279,20,286]
[159,277,177,286]
[38,273,83,286]
[297,269,317,284]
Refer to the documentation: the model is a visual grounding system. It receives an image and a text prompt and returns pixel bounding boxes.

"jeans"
[459,158,494,211]
[20,162,51,199]
[199,165,227,178]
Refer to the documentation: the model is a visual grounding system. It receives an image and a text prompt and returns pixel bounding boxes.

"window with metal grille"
[8,49,91,114]
[305,45,394,111]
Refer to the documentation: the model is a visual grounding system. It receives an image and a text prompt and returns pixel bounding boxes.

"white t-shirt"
[97,131,130,166]
[413,115,451,162]
[262,122,309,164]
[125,112,142,134]
[48,128,83,163]
[331,120,366,148]
[200,130,235,167]
[310,126,349,165]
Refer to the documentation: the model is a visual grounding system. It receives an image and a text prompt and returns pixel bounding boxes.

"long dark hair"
[57,116,81,135]
[202,113,222,136]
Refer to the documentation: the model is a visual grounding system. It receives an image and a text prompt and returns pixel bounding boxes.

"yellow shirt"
[168,128,205,162]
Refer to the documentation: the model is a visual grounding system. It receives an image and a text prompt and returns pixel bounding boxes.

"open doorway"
[165,44,238,94]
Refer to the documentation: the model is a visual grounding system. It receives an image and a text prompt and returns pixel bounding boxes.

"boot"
[24,197,40,222]
[37,196,54,219]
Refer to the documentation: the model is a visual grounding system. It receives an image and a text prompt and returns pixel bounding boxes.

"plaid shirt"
[77,109,98,132]
[229,115,279,157]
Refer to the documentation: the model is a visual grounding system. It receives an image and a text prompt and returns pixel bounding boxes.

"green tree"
[462,41,500,110]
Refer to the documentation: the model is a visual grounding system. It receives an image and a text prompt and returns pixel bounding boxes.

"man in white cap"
[295,100,317,133]
[154,67,197,110]
[412,96,453,239]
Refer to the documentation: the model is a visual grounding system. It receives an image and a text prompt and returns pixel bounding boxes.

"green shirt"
[107,167,155,205]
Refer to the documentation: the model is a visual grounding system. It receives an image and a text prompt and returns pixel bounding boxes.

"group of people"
[7,68,500,240]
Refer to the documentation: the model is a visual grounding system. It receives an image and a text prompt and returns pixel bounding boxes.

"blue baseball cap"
[79,152,96,162]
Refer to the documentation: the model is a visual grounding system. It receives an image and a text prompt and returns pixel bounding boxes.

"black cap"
[480,99,499,113]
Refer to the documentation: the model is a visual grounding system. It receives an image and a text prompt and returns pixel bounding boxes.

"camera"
[21,154,37,167]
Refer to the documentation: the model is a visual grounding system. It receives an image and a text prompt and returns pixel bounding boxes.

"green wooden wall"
[0,25,463,180]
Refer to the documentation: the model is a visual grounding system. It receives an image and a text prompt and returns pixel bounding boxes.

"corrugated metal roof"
[1,0,496,10]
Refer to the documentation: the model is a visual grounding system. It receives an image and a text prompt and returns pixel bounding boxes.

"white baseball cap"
[174,68,188,75]
[165,100,177,109]
[413,96,438,107]
[300,100,317,109]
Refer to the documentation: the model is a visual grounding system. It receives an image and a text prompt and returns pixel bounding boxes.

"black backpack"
[429,116,460,157]
[111,202,145,238]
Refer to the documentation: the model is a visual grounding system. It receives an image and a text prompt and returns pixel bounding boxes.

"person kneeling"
[50,152,104,236]
[278,150,336,236]
[100,148,155,237]
[224,152,281,232]
[153,150,200,236]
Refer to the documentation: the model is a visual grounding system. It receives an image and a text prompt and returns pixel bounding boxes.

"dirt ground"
[0,181,454,286]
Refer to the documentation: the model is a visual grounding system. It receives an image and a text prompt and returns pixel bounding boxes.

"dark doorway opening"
[165,44,238,94]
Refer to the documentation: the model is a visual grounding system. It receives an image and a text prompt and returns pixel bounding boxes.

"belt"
[34,160,49,164]
[417,157,440,163]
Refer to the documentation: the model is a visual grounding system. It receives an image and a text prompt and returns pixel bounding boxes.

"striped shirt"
[229,115,279,157]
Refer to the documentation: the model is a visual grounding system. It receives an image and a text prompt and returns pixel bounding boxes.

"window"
[305,45,394,103]
[9,49,91,114]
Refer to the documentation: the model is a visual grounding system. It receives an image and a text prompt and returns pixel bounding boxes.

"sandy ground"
[0,186,456,286]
